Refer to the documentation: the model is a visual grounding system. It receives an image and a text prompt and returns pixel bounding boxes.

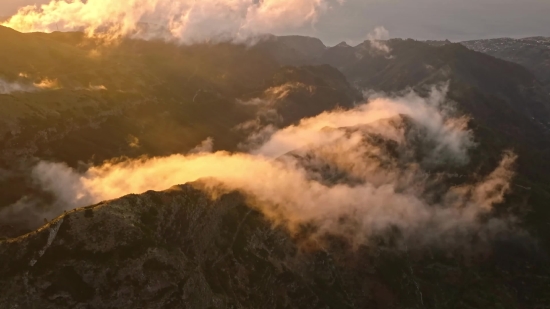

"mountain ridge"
[1,182,548,308]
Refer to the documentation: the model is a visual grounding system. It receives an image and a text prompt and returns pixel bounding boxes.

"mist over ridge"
[1,86,517,249]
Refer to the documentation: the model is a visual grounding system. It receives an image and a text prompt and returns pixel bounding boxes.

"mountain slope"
[1,184,548,308]
[462,37,550,91]
[0,184,353,308]
[326,39,550,250]
[254,35,550,255]
[259,36,550,130]
[255,35,327,66]
[0,27,359,230]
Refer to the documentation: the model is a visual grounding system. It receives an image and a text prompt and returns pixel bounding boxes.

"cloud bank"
[2,0,341,43]
[1,87,518,247]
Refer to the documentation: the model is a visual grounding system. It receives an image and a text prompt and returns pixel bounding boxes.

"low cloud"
[0,77,59,94]
[366,26,391,55]
[0,78,35,94]
[1,86,518,247]
[33,78,59,90]
[253,85,473,164]
[75,84,108,91]
[189,137,214,154]
[126,135,140,148]
[87,84,107,91]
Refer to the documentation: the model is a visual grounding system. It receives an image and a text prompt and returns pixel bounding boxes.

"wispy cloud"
[366,26,391,54]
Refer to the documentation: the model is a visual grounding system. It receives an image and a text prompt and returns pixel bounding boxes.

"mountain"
[0,27,359,232]
[273,35,327,59]
[255,35,327,66]
[260,36,550,126]
[335,39,550,141]
[318,41,359,70]
[1,183,548,309]
[0,184,356,308]
[259,35,550,187]
[313,39,550,251]
[1,28,550,308]
[424,39,452,47]
[462,37,550,91]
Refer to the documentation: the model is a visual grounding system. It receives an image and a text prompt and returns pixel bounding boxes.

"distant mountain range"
[259,35,550,150]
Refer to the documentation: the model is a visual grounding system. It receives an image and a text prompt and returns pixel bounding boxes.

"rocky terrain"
[0,184,357,308]
[1,183,548,309]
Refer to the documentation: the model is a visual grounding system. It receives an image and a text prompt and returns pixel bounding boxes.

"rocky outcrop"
[0,184,356,309]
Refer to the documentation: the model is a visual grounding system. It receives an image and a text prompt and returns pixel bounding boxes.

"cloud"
[75,84,108,91]
[233,83,307,138]
[2,0,340,43]
[33,78,59,90]
[366,26,391,54]
[127,135,140,148]
[1,86,518,248]
[0,78,36,94]
[0,77,60,94]
[87,84,107,91]
[253,85,473,164]
[189,137,214,154]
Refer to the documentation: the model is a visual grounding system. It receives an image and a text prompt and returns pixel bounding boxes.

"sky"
[1,0,549,45]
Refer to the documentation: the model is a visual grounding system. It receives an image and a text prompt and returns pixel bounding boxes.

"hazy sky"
[2,0,549,45]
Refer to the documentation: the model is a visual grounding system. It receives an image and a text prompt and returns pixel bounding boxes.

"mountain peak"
[334,41,351,48]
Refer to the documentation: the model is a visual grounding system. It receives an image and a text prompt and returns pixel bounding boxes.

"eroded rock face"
[0,184,356,309]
